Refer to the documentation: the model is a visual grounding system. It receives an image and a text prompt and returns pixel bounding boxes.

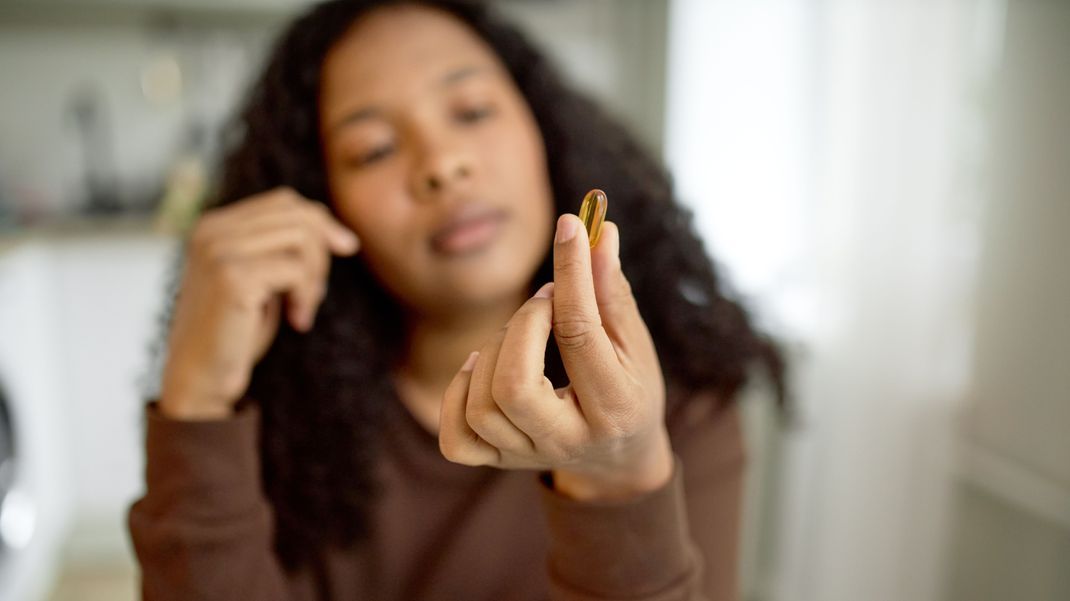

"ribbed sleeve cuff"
[139,401,265,519]
[538,453,695,596]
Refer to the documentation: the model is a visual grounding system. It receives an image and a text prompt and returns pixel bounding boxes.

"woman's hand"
[439,214,673,501]
[159,187,360,420]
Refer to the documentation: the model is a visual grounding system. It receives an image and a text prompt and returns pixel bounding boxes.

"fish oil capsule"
[578,189,608,248]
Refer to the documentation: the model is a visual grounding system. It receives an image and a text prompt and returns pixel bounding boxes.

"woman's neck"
[395,291,529,422]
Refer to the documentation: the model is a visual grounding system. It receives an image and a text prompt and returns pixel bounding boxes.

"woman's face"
[319,5,555,318]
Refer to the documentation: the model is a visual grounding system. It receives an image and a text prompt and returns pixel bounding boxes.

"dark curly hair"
[150,0,786,572]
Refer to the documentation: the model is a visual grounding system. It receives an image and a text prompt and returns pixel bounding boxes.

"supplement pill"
[578,189,608,248]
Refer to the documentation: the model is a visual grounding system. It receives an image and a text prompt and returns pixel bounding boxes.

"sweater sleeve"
[127,401,310,601]
[537,399,746,601]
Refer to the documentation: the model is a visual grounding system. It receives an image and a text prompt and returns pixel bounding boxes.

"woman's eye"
[351,144,395,167]
[456,106,495,124]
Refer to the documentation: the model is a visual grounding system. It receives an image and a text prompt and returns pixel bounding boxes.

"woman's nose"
[412,143,474,199]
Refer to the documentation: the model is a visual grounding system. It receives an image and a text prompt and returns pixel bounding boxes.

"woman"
[128,1,784,599]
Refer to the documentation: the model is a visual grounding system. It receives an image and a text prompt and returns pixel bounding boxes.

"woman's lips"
[430,209,509,256]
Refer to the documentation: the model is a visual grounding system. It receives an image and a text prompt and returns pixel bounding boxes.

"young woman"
[128,1,784,599]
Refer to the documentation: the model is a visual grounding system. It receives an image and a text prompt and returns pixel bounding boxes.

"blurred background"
[0,0,1066,600]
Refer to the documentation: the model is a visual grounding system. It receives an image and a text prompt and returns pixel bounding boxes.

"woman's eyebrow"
[331,106,382,133]
[330,65,489,133]
[439,65,486,87]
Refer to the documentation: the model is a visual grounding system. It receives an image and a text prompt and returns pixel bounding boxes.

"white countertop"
[0,215,178,255]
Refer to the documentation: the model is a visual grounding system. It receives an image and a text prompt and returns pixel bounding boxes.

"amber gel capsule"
[578,189,608,248]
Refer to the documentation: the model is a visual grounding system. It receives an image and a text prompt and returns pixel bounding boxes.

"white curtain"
[664,1,1005,600]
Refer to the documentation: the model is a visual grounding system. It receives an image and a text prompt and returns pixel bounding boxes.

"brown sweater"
[127,392,745,600]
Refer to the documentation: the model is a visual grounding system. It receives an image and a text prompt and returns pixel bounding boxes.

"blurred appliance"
[0,244,72,601]
[0,376,39,569]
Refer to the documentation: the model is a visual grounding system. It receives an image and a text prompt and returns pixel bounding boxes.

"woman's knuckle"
[491,377,530,407]
[536,434,575,464]
[549,443,577,465]
[464,403,488,428]
[302,229,322,255]
[552,320,595,351]
[601,289,635,314]
[555,299,596,320]
[216,262,245,290]
[556,255,584,274]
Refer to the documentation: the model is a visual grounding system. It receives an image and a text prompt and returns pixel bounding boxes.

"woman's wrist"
[157,395,234,421]
[551,429,675,502]
[158,374,235,421]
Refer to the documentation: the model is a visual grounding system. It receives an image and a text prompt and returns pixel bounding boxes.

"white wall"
[663,1,1027,600]
[945,2,1070,598]
[960,0,1070,502]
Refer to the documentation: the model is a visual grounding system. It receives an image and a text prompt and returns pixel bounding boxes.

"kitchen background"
[0,1,1067,600]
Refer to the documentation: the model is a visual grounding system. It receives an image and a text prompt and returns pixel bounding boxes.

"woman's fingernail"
[534,282,554,299]
[555,214,578,243]
[461,351,479,372]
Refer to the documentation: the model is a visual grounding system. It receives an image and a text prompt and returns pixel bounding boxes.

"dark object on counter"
[68,84,123,215]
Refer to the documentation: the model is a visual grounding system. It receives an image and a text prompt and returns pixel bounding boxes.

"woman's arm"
[127,402,315,600]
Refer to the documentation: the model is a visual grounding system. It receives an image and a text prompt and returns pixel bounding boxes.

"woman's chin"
[419,278,532,319]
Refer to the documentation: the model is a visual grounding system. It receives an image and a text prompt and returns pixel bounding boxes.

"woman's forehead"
[320,5,504,120]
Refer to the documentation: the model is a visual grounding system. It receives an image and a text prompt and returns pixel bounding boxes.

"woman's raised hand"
[159,187,360,420]
[439,214,674,501]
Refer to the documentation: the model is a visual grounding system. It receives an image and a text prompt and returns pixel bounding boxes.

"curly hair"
[150,0,786,572]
